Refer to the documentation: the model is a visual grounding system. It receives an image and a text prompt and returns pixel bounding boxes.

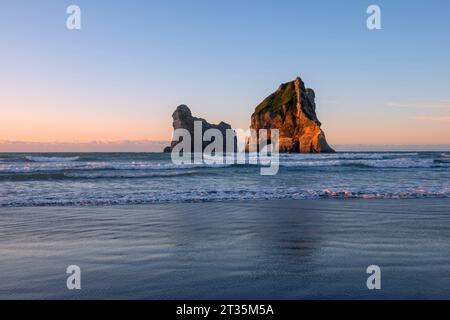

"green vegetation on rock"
[253,81,297,115]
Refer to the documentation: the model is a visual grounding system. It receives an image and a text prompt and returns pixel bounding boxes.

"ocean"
[1,152,450,299]
[0,152,449,206]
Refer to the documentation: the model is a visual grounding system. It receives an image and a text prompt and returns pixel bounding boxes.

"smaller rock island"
[164,105,234,153]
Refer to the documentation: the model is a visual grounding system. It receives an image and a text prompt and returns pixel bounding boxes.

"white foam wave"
[0,160,233,173]
[280,158,440,168]
[1,187,449,207]
[0,157,447,173]
[26,156,80,162]
[279,152,418,160]
[64,170,198,179]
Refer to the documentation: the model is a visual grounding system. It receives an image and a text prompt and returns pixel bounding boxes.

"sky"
[1,0,450,151]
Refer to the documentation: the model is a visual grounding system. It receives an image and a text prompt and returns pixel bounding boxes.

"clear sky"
[1,0,449,151]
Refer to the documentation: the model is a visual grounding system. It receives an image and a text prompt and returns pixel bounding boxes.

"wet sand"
[1,199,450,299]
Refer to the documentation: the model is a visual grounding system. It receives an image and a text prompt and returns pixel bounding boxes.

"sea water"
[0,152,449,206]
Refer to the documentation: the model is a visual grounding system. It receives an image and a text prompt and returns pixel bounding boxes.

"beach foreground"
[1,199,449,299]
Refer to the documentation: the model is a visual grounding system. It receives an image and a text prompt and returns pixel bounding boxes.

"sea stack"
[248,77,335,153]
[164,104,236,153]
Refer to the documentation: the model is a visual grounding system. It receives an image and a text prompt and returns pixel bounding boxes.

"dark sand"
[1,199,449,299]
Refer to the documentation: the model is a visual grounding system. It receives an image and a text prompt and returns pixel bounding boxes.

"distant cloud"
[320,100,342,105]
[388,101,450,123]
[387,101,450,109]
[333,144,450,152]
[0,140,170,152]
[414,115,450,123]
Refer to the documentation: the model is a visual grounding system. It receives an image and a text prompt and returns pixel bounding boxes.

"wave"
[64,170,198,179]
[1,188,449,207]
[0,152,446,175]
[25,156,80,162]
[0,173,68,181]
[434,159,450,164]
[0,170,201,181]
[0,160,234,174]
[1,158,448,174]
[279,152,419,160]
[281,158,448,168]
[315,188,450,199]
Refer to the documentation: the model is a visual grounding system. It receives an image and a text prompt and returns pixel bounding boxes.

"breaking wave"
[25,156,80,162]
[1,187,449,207]
[0,152,448,174]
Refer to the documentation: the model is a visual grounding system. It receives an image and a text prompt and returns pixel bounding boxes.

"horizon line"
[0,140,449,153]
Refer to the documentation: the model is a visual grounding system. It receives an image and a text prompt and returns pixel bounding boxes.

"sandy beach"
[1,199,450,299]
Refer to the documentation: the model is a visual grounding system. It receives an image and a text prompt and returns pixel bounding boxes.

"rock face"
[248,77,335,153]
[164,105,235,153]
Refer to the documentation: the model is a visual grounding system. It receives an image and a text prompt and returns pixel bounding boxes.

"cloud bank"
[0,140,170,152]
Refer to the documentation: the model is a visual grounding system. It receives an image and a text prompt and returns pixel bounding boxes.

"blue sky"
[1,0,449,149]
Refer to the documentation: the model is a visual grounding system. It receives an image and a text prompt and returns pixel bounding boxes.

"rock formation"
[164,105,236,153]
[248,77,335,153]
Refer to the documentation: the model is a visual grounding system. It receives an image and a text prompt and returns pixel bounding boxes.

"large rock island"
[248,77,335,153]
